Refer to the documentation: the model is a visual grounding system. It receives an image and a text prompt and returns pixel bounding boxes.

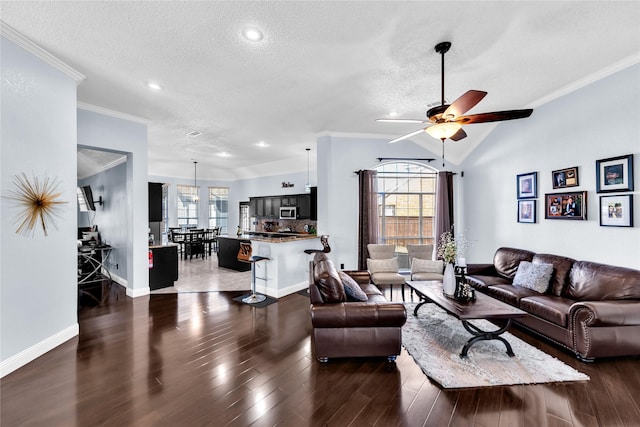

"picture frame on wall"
[516,172,537,199]
[517,200,536,223]
[552,166,579,189]
[596,154,634,193]
[600,195,633,227]
[544,191,587,220]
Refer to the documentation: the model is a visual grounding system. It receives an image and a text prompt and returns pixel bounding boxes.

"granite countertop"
[219,232,319,243]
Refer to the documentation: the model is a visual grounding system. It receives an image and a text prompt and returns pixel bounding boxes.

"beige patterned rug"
[402,303,590,389]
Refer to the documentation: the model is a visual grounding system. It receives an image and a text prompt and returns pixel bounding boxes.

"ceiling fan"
[377,41,533,165]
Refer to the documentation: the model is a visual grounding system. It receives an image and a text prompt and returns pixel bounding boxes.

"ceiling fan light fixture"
[425,122,462,140]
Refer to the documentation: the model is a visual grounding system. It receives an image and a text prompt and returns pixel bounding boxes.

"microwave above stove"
[279,206,297,219]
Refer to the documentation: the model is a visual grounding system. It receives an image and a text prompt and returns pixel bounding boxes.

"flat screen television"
[77,186,96,211]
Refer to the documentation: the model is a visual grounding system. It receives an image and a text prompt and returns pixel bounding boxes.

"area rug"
[402,303,589,389]
[232,293,277,308]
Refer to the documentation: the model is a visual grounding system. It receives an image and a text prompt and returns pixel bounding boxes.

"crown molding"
[78,102,149,125]
[1,21,85,83]
[530,52,640,109]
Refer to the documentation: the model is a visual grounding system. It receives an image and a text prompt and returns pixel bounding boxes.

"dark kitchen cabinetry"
[281,196,298,207]
[148,182,163,222]
[249,188,316,219]
[149,245,178,290]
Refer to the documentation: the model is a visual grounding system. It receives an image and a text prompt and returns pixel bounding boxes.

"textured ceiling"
[2,1,639,180]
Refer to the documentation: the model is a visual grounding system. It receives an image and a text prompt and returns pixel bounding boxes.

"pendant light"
[304,148,311,193]
[193,161,200,201]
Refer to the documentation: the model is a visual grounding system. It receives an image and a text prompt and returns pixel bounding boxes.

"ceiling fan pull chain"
[441,138,446,167]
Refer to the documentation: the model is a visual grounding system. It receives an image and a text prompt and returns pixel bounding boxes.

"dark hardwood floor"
[2,260,639,426]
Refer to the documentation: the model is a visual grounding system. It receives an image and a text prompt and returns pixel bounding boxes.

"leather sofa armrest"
[311,302,406,328]
[571,300,640,327]
[341,270,371,285]
[466,263,497,275]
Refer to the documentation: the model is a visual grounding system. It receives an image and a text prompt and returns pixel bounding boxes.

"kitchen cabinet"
[281,196,297,207]
[250,188,316,219]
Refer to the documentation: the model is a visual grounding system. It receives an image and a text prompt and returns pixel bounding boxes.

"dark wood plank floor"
[2,260,639,426]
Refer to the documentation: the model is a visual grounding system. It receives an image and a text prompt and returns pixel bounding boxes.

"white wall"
[316,134,456,269]
[77,108,149,296]
[1,37,80,374]
[461,64,640,268]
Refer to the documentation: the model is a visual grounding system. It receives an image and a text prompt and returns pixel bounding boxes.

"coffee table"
[406,280,527,358]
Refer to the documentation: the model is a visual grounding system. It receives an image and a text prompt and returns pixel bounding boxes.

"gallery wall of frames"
[516,154,634,227]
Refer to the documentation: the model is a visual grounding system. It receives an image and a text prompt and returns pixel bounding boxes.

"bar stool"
[303,235,331,255]
[238,242,270,304]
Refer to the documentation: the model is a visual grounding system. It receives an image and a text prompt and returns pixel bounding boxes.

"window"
[375,162,437,268]
[162,184,169,233]
[208,187,229,233]
[176,185,199,227]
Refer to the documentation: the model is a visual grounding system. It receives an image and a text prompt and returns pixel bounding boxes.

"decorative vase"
[443,263,456,296]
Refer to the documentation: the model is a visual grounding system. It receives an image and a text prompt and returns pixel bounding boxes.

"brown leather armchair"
[308,254,407,362]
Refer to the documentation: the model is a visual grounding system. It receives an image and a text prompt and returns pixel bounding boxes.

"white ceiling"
[2,1,639,181]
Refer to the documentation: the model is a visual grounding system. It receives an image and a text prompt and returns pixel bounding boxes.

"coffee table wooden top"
[406,280,527,320]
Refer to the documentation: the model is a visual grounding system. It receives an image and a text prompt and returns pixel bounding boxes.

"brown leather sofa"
[309,254,407,362]
[466,247,640,361]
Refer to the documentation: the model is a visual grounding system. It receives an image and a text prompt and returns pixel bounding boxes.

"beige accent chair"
[407,244,444,281]
[367,244,406,301]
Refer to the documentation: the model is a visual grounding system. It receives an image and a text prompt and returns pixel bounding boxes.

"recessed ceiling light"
[256,141,269,147]
[242,26,263,42]
[389,111,399,117]
[186,131,202,138]
[147,81,162,91]
[218,152,231,157]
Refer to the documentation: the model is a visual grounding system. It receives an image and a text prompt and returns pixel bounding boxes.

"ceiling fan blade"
[388,128,425,144]
[455,109,533,124]
[450,128,467,141]
[443,90,487,118]
[376,118,428,124]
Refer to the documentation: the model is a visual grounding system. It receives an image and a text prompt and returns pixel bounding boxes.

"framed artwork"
[600,195,633,227]
[518,199,536,223]
[552,166,579,189]
[517,172,537,199]
[596,154,634,193]
[544,191,587,220]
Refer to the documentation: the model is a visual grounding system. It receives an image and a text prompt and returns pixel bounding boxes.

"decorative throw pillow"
[314,260,346,302]
[411,258,444,274]
[512,261,554,293]
[338,271,368,302]
[367,258,399,274]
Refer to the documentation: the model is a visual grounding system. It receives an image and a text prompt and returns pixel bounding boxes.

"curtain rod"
[354,170,459,176]
[377,157,434,162]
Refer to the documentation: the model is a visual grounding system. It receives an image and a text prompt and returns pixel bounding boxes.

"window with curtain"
[208,187,229,233]
[176,185,198,227]
[375,162,437,268]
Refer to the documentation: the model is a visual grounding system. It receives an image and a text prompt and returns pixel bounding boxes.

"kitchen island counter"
[217,234,322,297]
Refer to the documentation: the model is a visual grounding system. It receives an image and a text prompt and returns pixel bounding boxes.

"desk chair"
[366,244,406,301]
[238,242,270,304]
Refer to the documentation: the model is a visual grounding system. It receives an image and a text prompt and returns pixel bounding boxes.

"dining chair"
[185,230,205,260]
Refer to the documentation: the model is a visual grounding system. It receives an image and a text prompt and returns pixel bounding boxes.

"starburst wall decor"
[5,172,68,237]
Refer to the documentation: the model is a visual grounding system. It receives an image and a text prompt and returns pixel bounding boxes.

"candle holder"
[451,265,476,302]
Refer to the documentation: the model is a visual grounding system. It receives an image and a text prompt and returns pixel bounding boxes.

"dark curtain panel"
[435,171,454,252]
[357,170,379,270]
